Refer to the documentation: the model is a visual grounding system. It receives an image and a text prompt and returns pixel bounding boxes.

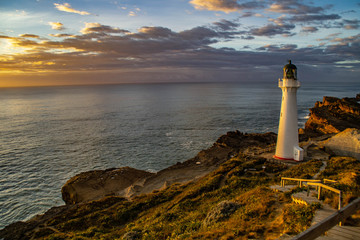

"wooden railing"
[280,177,322,188]
[292,198,360,240]
[307,182,342,210]
[323,179,337,184]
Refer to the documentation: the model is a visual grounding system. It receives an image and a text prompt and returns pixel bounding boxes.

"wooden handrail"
[307,182,341,194]
[307,182,342,210]
[292,198,360,240]
[323,179,337,184]
[281,177,322,182]
[281,177,321,187]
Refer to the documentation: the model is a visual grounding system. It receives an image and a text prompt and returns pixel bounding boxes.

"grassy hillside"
[21,155,317,239]
[3,154,359,239]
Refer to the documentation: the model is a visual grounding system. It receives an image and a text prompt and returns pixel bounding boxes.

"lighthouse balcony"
[278,78,301,88]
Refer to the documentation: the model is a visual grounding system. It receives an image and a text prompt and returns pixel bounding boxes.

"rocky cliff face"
[319,128,360,160]
[61,167,154,204]
[60,131,277,205]
[305,95,360,135]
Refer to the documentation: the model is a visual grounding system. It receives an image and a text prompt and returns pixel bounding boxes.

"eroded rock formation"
[61,131,277,204]
[61,167,154,204]
[305,95,360,135]
[319,128,360,160]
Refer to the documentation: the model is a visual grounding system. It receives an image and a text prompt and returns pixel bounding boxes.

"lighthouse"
[274,60,303,161]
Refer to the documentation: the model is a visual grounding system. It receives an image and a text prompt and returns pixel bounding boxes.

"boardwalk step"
[327,226,360,240]
[339,226,360,235]
[315,236,338,240]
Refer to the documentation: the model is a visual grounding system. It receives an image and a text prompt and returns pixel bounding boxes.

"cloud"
[0,35,12,39]
[240,35,254,40]
[213,19,240,31]
[189,0,264,13]
[1,21,359,84]
[54,3,91,15]
[49,33,75,38]
[325,34,360,57]
[316,33,341,42]
[257,44,298,52]
[289,14,341,23]
[301,26,318,33]
[48,22,64,30]
[0,22,243,73]
[343,19,360,30]
[267,1,324,15]
[137,26,175,38]
[80,23,129,34]
[19,34,40,38]
[249,23,295,36]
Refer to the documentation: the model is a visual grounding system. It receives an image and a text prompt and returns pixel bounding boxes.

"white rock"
[319,128,360,159]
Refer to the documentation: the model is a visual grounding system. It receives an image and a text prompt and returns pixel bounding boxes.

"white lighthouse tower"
[274,60,303,161]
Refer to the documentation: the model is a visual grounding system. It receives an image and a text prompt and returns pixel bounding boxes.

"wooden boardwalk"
[271,185,360,240]
[315,225,360,240]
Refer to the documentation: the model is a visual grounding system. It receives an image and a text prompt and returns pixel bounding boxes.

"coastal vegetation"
[8,153,358,240]
[317,156,360,209]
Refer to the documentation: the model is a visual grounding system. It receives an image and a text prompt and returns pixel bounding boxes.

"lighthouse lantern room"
[274,60,304,161]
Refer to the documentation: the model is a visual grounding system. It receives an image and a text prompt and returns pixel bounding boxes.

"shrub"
[202,201,241,227]
[282,202,320,234]
[280,159,323,179]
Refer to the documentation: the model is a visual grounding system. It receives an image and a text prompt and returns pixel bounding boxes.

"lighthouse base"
[273,155,297,161]
[274,146,304,162]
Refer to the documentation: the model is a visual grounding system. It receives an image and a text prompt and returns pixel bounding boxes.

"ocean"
[0,81,359,229]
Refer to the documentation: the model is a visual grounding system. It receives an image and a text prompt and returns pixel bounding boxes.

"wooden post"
[339,191,343,226]
[307,186,310,197]
[339,191,342,210]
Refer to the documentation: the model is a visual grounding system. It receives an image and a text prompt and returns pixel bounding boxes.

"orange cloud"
[190,0,240,13]
[49,22,64,30]
[189,0,263,13]
[54,3,91,15]
[80,22,128,34]
[19,34,40,38]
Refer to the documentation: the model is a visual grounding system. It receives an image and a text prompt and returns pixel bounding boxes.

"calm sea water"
[0,81,359,228]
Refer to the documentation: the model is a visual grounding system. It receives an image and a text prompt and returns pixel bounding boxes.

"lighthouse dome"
[283,60,297,80]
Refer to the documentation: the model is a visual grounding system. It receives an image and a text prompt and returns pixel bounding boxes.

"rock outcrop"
[61,167,154,204]
[61,131,277,204]
[305,95,360,135]
[319,128,360,160]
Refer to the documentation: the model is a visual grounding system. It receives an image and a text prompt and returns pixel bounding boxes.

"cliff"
[319,128,360,160]
[62,131,277,204]
[304,94,360,135]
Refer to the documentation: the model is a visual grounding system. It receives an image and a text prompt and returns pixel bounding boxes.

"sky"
[0,0,359,87]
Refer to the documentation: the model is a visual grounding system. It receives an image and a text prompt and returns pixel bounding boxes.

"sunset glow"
[0,0,359,87]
